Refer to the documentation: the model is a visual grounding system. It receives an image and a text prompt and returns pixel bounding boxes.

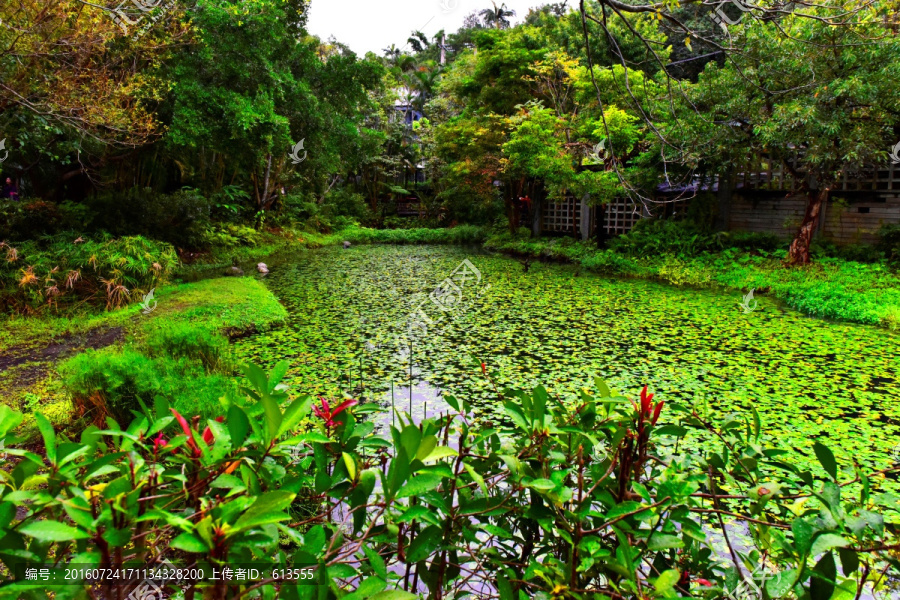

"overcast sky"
[306,0,548,57]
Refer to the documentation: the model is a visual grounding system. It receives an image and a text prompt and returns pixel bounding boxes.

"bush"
[720,230,784,252]
[4,363,898,599]
[84,187,214,248]
[878,223,900,265]
[143,323,230,372]
[199,223,263,249]
[609,218,721,257]
[59,347,232,424]
[0,199,63,240]
[0,234,178,311]
[59,348,161,424]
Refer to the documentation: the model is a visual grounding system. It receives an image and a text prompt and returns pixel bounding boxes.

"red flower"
[481,362,486,376]
[696,579,713,587]
[202,416,225,446]
[312,397,358,429]
[170,410,224,457]
[640,386,654,416]
[633,386,664,425]
[153,431,167,454]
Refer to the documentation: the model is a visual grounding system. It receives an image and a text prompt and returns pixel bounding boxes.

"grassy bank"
[0,277,287,430]
[485,231,900,329]
[191,224,488,267]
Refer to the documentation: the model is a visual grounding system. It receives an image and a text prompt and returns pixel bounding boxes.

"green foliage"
[59,347,232,424]
[3,363,897,599]
[84,188,215,249]
[609,219,724,257]
[485,230,900,327]
[199,223,263,249]
[877,224,900,265]
[341,224,487,245]
[0,234,178,312]
[58,348,162,423]
[143,323,230,373]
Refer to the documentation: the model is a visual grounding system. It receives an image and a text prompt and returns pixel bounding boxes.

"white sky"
[306,0,549,56]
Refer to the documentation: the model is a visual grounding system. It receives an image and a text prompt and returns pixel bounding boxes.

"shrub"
[59,348,161,424]
[609,218,721,257]
[720,230,784,252]
[59,347,232,424]
[143,322,230,372]
[84,187,214,248]
[0,234,178,311]
[3,364,897,599]
[878,223,900,265]
[199,223,263,248]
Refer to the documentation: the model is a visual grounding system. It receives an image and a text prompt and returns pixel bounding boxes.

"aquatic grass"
[232,245,900,495]
[485,232,900,328]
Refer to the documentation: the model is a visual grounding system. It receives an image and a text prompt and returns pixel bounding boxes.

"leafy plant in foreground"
[0,363,897,599]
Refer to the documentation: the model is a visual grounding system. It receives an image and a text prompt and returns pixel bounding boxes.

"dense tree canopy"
[1,0,898,261]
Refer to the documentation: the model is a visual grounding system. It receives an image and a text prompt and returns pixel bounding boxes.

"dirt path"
[0,327,125,400]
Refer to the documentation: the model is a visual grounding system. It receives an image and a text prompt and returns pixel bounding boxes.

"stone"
[343,241,351,249]
[257,263,269,274]
[225,266,243,277]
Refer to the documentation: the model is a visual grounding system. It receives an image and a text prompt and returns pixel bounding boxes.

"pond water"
[233,245,900,486]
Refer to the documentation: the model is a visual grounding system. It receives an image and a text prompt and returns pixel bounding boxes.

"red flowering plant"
[312,397,358,436]
[612,385,665,501]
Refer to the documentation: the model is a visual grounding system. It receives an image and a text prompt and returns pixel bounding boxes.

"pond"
[233,244,900,488]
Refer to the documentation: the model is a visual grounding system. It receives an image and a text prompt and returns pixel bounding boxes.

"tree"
[673,9,900,263]
[163,0,381,211]
[480,1,517,29]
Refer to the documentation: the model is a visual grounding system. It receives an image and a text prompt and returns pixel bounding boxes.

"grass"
[0,277,287,430]
[184,224,489,272]
[485,232,900,329]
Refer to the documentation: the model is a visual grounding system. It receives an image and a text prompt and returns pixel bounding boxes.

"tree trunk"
[260,153,273,211]
[788,188,828,265]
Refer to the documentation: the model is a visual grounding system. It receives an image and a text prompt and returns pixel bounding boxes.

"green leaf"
[810,534,849,557]
[363,545,387,580]
[766,568,799,598]
[260,396,283,444]
[837,548,859,576]
[463,462,487,496]
[279,395,312,438]
[227,405,250,446]
[343,452,357,481]
[369,592,417,600]
[497,571,514,600]
[34,413,57,465]
[406,525,442,563]
[654,569,681,593]
[605,501,646,521]
[19,521,89,542]
[233,491,296,532]
[647,534,683,551]
[813,441,838,482]
[792,517,814,556]
[810,551,836,600]
[421,446,458,463]
[397,473,442,498]
[528,478,555,491]
[170,532,209,553]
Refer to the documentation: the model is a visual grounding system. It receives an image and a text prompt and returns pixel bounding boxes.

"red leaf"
[170,408,199,455]
[330,399,358,418]
[640,386,654,415]
[652,401,665,425]
[201,417,225,446]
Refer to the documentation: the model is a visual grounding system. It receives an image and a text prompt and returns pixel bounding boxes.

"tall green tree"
[675,9,900,263]
[164,0,382,210]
